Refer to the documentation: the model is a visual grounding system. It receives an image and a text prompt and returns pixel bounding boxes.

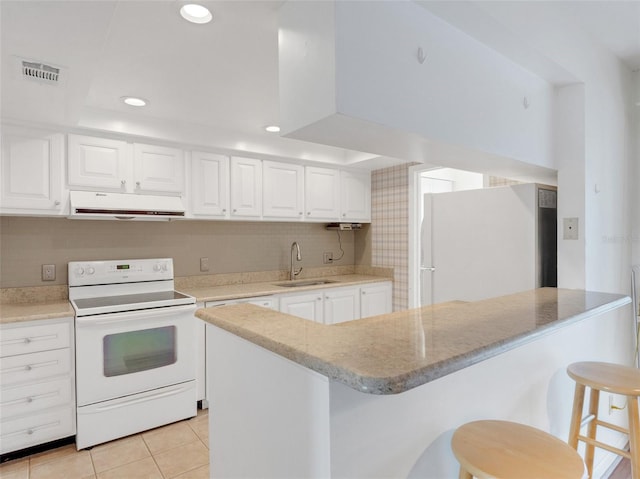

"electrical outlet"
[200,257,210,272]
[42,264,56,281]
[323,252,333,264]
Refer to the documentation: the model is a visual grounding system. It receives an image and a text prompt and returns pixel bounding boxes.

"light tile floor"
[0,409,209,479]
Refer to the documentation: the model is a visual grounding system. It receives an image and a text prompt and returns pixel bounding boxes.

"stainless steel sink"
[274,279,338,288]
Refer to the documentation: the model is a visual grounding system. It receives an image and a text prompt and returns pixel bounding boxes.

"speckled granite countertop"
[0,301,74,324]
[196,288,630,395]
[180,274,391,303]
[0,274,391,324]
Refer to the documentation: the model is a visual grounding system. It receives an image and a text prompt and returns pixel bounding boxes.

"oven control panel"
[68,258,174,286]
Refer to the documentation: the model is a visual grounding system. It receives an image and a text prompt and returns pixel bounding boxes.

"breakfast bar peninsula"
[196,288,632,478]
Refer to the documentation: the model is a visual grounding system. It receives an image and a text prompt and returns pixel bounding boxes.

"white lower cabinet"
[0,317,75,455]
[323,287,360,325]
[279,281,392,325]
[360,281,393,317]
[279,292,324,323]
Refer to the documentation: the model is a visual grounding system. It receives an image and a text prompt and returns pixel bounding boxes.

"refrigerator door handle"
[421,266,436,272]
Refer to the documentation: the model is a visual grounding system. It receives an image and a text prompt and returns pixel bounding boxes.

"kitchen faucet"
[290,241,302,280]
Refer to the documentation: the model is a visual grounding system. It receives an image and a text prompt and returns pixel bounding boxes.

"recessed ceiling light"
[265,125,280,133]
[180,4,212,24]
[121,96,148,107]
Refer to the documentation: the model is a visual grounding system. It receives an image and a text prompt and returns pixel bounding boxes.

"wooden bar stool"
[451,420,585,479]
[567,361,640,479]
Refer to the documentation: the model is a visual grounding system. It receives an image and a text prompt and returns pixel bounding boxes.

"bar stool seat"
[567,361,640,479]
[451,420,585,479]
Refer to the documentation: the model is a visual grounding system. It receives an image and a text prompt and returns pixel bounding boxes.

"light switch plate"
[563,217,579,240]
[200,257,210,272]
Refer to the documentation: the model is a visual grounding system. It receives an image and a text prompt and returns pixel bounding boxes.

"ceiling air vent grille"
[21,60,60,84]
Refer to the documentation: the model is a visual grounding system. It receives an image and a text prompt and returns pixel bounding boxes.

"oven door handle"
[75,304,197,326]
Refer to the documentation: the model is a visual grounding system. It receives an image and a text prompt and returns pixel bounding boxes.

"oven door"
[75,304,196,407]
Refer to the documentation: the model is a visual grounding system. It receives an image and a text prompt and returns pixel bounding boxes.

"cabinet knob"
[25,365,32,371]
[23,338,31,344]
[307,212,311,216]
[54,200,60,206]
[136,181,141,188]
[362,291,366,295]
[317,297,322,301]
[342,213,346,217]
[121,179,126,186]
[26,396,33,403]
[299,212,303,215]
[27,429,34,435]
[233,209,237,213]
[222,209,226,213]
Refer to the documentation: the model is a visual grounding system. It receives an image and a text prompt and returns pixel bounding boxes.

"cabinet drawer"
[1,377,73,419]
[0,406,74,454]
[0,349,71,386]
[0,321,71,357]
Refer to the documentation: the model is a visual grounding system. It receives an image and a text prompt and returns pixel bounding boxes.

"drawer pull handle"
[1,360,59,375]
[1,421,60,439]
[1,390,60,407]
[1,334,58,347]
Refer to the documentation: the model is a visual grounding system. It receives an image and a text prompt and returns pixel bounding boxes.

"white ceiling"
[1,0,639,168]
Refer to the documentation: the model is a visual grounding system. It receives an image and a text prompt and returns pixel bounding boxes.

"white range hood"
[69,191,186,221]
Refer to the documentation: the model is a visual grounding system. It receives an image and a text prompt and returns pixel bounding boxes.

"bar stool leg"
[458,468,472,479]
[569,382,586,449]
[628,395,640,479]
[584,388,600,478]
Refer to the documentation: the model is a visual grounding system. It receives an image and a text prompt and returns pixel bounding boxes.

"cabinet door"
[191,152,229,217]
[360,282,393,318]
[133,143,185,194]
[279,293,323,323]
[68,134,129,191]
[0,125,64,212]
[324,287,360,325]
[263,161,304,219]
[341,170,371,222]
[304,166,340,221]
[230,157,262,217]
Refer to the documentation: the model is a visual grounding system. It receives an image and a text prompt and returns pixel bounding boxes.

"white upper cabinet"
[1,125,64,214]
[263,161,304,220]
[133,143,184,194]
[191,152,229,217]
[68,134,129,191]
[230,157,262,218]
[304,166,340,221]
[340,170,371,222]
[68,135,185,195]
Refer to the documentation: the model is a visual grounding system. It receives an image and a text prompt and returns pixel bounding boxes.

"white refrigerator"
[420,183,557,305]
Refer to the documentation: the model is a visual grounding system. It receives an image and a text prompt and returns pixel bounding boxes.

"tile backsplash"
[0,217,355,288]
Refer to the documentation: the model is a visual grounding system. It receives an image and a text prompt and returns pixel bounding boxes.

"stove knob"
[161,263,168,272]
[75,266,85,277]
[153,263,162,272]
[87,266,95,275]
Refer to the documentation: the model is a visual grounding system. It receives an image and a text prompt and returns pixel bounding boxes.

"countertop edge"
[196,290,632,395]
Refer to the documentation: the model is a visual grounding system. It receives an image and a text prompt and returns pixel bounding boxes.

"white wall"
[473,3,634,296]
[280,1,556,175]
